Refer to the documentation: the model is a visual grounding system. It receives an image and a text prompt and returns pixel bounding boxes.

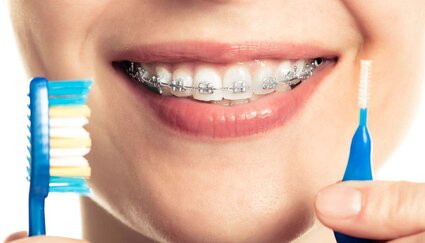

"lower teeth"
[210,98,251,106]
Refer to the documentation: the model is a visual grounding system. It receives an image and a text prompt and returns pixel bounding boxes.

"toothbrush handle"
[28,77,50,236]
[29,196,46,236]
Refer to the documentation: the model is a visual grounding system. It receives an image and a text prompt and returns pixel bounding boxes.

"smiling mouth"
[116,57,327,106]
[111,41,338,138]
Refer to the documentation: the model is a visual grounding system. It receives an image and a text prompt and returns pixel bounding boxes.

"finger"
[388,231,425,243]
[315,181,425,240]
[4,231,27,242]
[5,236,89,243]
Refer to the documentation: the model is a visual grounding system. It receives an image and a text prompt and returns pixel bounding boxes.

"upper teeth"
[123,58,323,102]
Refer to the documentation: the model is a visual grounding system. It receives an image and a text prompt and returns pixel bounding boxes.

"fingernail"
[316,184,362,218]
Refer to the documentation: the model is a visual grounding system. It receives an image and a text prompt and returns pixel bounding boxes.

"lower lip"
[117,63,334,138]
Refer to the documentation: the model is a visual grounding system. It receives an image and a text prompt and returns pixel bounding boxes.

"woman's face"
[9,1,425,242]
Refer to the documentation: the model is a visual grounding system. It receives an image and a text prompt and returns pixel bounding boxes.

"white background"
[1,2,424,241]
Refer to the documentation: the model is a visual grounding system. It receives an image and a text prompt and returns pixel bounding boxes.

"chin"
[91,177,316,243]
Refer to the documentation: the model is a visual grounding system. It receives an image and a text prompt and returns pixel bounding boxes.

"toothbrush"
[27,77,92,236]
[334,60,374,243]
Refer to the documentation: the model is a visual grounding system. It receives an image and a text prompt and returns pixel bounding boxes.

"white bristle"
[50,157,89,167]
[359,60,372,108]
[50,117,89,127]
[50,147,91,157]
[50,127,90,138]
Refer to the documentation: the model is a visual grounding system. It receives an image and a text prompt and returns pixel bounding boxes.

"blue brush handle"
[28,77,50,236]
[334,109,373,243]
[29,196,46,235]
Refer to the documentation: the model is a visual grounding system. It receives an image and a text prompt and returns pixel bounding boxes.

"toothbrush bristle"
[47,79,92,194]
[359,60,372,108]
[27,78,92,195]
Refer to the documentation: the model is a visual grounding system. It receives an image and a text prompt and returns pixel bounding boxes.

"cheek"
[84,62,164,239]
[10,0,111,78]
[340,0,425,165]
[340,0,425,42]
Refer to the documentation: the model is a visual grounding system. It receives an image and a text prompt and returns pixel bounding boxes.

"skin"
[6,0,425,242]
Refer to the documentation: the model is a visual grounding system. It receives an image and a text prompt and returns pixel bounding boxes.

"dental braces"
[124,58,324,95]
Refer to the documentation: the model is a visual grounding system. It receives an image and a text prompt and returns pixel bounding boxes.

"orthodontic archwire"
[124,58,324,95]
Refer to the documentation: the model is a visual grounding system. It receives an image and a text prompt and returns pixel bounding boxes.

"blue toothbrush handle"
[334,111,373,243]
[29,196,46,236]
[334,232,372,243]
[28,77,50,236]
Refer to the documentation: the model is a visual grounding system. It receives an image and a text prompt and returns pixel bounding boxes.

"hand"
[315,181,425,242]
[4,232,89,243]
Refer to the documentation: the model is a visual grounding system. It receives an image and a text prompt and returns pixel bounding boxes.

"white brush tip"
[359,60,372,108]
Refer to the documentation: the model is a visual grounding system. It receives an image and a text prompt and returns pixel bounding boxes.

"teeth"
[156,65,171,83]
[211,98,250,106]
[156,65,172,96]
[275,60,293,83]
[211,99,232,106]
[276,82,291,92]
[141,65,153,81]
[193,66,223,101]
[254,67,276,95]
[229,99,250,106]
[294,59,306,77]
[171,67,193,97]
[223,66,253,100]
[123,58,323,105]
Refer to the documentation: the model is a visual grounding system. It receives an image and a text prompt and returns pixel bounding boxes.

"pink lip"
[112,41,338,63]
[111,41,338,138]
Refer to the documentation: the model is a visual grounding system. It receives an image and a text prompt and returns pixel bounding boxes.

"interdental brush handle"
[334,108,373,243]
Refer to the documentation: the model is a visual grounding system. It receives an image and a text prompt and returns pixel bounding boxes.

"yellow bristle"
[50,166,91,178]
[50,137,91,148]
[49,105,90,117]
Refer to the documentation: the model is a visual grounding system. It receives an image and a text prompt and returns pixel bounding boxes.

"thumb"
[4,232,27,242]
[4,232,89,243]
[315,181,425,240]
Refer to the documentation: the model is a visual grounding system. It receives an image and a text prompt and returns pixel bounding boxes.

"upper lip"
[111,41,339,64]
